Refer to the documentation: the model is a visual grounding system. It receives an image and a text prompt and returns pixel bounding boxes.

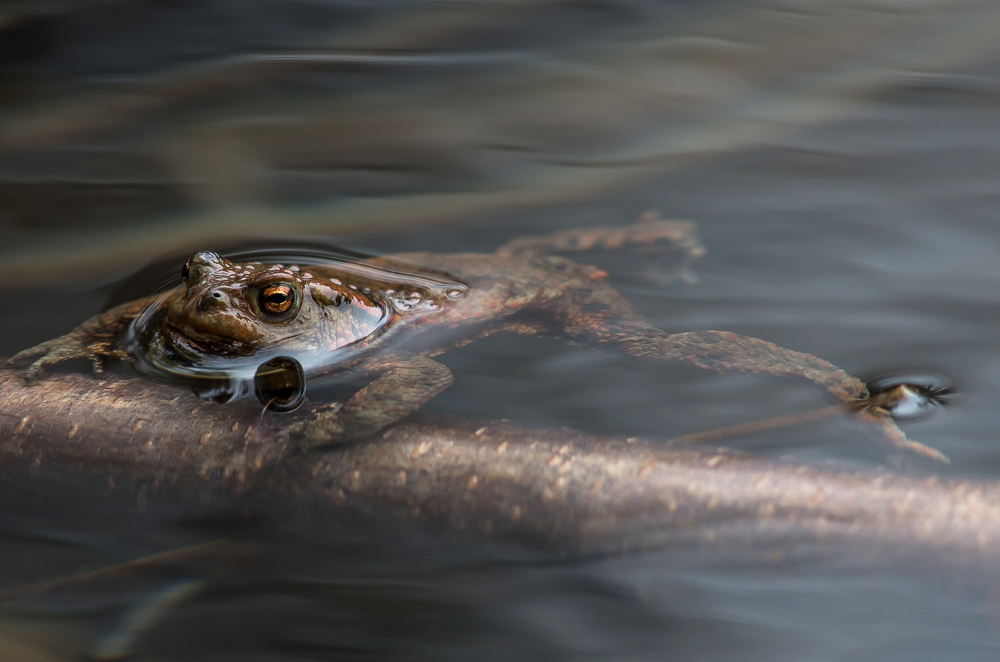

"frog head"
[162,251,384,358]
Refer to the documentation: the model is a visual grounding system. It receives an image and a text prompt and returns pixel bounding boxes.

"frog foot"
[7,335,128,384]
[852,404,950,464]
[282,355,452,453]
[283,402,346,452]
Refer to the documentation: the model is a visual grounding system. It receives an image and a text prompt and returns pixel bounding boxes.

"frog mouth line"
[160,317,314,362]
[160,319,259,359]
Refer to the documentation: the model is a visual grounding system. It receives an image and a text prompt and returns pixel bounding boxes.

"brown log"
[1,368,999,561]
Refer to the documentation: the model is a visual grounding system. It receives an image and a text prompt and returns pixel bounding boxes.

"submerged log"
[1,368,998,560]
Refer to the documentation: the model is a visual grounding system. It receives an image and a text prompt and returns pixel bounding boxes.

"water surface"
[3,0,1000,659]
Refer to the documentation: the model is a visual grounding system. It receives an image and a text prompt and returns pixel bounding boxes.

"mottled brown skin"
[8,214,938,459]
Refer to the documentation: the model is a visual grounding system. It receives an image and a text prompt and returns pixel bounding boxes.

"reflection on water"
[4,0,1000,659]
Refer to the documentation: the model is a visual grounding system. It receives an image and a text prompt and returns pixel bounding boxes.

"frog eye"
[259,283,296,316]
[181,258,191,284]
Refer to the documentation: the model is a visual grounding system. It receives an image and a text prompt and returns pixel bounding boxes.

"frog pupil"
[260,284,294,314]
[181,259,190,283]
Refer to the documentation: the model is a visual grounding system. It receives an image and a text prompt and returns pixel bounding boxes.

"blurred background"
[4,0,1000,659]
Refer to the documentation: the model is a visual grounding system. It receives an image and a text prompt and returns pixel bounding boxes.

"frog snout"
[168,287,262,344]
[196,289,231,312]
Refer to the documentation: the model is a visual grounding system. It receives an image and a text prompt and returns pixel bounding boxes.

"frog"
[7,212,944,461]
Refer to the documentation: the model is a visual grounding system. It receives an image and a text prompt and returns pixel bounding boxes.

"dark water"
[3,0,1000,658]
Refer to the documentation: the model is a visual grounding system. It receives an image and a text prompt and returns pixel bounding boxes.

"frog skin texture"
[8,214,933,459]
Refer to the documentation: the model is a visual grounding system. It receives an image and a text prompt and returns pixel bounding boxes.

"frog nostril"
[197,290,229,311]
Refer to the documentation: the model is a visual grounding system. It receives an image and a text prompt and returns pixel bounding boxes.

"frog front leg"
[286,354,453,452]
[8,296,159,384]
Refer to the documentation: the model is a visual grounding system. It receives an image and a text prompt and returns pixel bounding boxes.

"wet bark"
[1,368,999,561]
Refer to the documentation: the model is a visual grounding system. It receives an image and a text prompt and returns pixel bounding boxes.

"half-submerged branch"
[0,369,997,560]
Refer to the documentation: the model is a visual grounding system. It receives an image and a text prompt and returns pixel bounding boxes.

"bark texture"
[1,368,998,560]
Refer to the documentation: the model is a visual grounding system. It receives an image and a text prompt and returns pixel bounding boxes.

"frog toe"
[296,423,347,453]
[23,353,70,383]
[856,408,950,464]
[16,343,104,384]
[108,349,130,362]
[285,403,346,452]
[90,349,131,374]
[8,340,57,368]
[23,360,48,384]
[13,348,61,383]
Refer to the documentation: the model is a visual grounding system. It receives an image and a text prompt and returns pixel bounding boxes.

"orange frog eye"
[260,283,295,315]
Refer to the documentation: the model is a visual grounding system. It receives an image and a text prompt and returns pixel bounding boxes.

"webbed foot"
[8,334,129,384]
[853,388,950,464]
[285,402,346,451]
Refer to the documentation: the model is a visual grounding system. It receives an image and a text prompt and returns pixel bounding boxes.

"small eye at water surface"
[260,283,295,315]
[181,258,191,284]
